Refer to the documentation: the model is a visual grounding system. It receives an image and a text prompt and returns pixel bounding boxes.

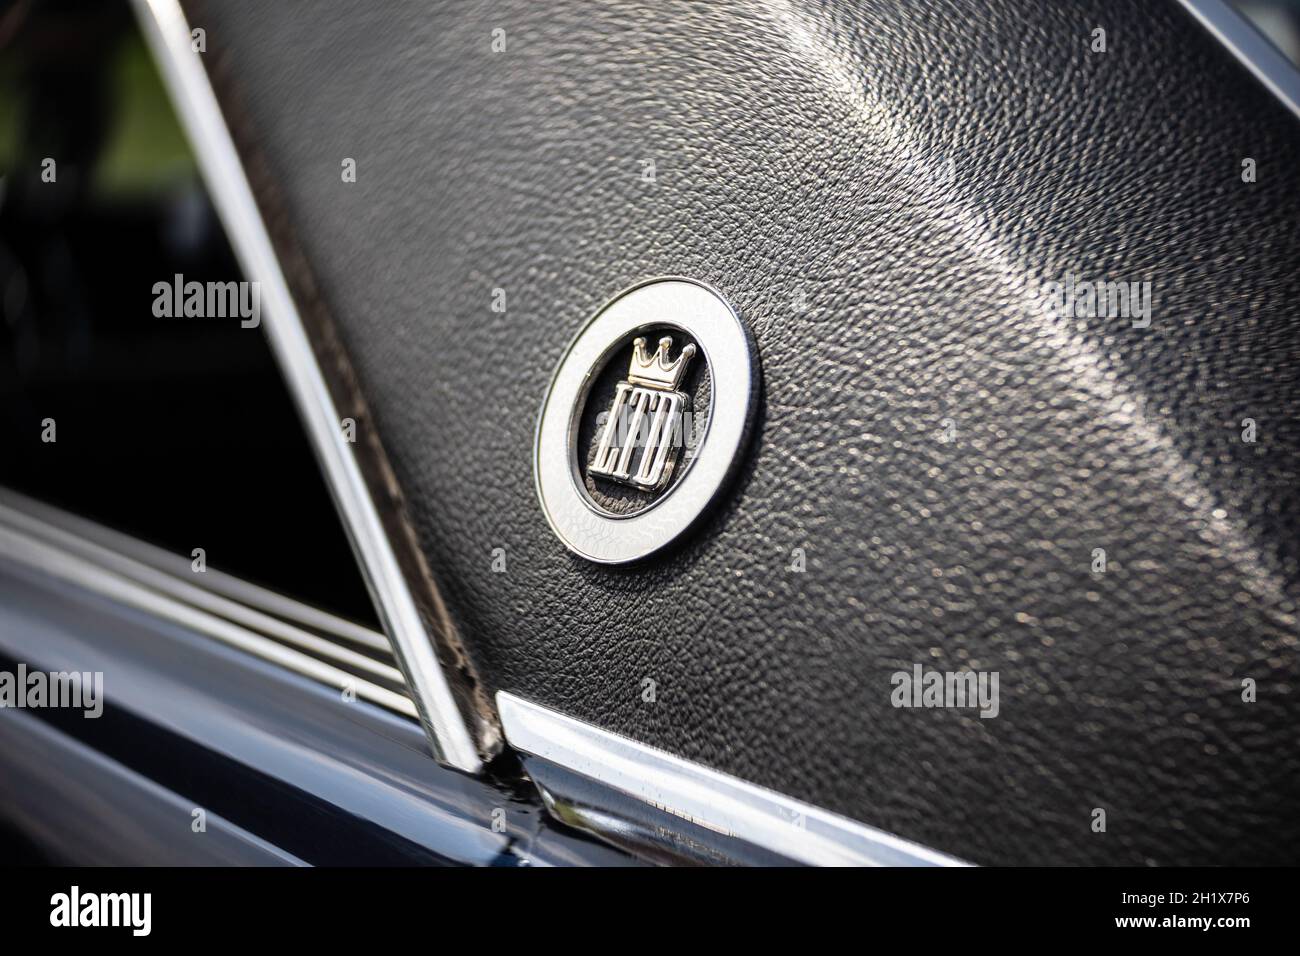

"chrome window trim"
[0,492,404,689]
[131,0,480,770]
[0,511,418,720]
[1181,0,1300,120]
[497,692,970,867]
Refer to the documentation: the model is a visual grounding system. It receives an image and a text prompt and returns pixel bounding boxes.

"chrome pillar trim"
[131,0,481,770]
[497,692,970,867]
[1180,0,1300,120]
[0,521,418,720]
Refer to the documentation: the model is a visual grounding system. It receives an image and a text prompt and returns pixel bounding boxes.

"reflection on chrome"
[498,692,970,867]
[0,490,417,719]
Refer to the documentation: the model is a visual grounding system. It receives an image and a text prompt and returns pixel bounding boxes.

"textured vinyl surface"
[187,0,1300,865]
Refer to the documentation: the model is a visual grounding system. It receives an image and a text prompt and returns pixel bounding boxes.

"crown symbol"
[626,335,697,391]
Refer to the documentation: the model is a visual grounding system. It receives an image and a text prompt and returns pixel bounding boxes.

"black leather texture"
[187,0,1300,865]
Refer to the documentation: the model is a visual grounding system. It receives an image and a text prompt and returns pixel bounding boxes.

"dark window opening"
[0,0,379,627]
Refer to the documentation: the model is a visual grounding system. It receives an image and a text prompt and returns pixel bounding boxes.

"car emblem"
[534,277,759,564]
[588,335,697,492]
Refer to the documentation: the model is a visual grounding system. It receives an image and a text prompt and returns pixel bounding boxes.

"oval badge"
[534,278,760,563]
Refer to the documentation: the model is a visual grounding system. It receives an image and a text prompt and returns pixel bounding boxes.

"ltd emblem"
[534,278,759,564]
[589,335,697,492]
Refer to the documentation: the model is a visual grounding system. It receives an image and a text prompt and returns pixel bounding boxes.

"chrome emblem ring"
[534,277,759,564]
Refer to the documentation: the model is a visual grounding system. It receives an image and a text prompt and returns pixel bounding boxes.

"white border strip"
[131,0,480,770]
[498,692,969,867]
[1181,0,1300,120]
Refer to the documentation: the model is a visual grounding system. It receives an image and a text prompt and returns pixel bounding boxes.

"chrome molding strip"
[497,692,969,867]
[174,569,390,657]
[0,521,418,720]
[1181,0,1300,120]
[0,490,395,668]
[132,0,480,770]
